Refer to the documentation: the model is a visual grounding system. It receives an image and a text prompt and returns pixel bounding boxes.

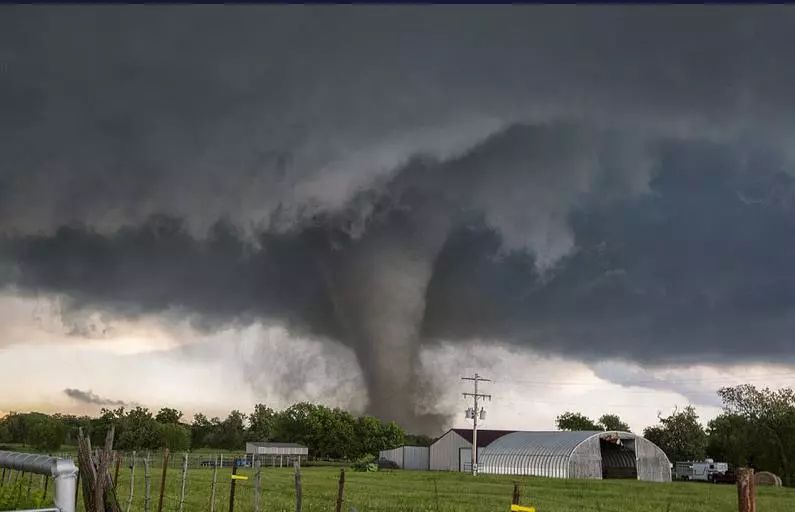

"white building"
[245,442,308,466]
[429,428,514,472]
[380,429,672,482]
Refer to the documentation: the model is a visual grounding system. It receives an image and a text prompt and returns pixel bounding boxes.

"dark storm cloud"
[2,6,795,233]
[3,6,795,429]
[63,388,128,407]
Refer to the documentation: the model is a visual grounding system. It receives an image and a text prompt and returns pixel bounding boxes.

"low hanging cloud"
[63,388,129,407]
[3,7,795,431]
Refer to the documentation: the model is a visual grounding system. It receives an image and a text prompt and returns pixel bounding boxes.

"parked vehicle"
[710,468,737,484]
[674,459,731,482]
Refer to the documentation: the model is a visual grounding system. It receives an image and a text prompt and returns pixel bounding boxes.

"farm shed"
[378,445,430,470]
[478,431,671,482]
[430,428,515,471]
[245,442,308,466]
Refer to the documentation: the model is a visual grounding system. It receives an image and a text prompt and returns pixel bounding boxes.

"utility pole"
[462,373,491,476]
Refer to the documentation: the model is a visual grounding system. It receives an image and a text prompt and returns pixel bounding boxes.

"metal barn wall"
[635,436,672,482]
[430,430,471,471]
[402,446,430,470]
[569,435,603,479]
[379,447,404,468]
[378,446,429,470]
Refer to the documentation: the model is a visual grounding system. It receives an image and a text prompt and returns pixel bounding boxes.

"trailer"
[674,459,730,482]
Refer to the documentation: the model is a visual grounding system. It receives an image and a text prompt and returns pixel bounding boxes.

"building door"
[459,447,472,472]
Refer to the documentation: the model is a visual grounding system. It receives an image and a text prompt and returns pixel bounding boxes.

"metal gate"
[0,451,78,512]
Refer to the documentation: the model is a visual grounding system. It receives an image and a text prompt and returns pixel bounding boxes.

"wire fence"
[0,452,773,512]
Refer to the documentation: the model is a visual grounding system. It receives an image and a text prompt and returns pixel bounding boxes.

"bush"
[377,457,400,470]
[351,454,379,472]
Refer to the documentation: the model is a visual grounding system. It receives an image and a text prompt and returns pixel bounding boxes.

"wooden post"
[512,482,521,505]
[178,453,188,512]
[335,468,345,512]
[294,461,302,512]
[144,453,152,512]
[114,451,122,489]
[157,449,169,512]
[210,455,219,512]
[253,458,262,512]
[737,468,756,512]
[126,451,136,512]
[228,461,238,512]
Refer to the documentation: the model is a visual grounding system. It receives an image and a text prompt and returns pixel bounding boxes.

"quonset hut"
[478,431,671,482]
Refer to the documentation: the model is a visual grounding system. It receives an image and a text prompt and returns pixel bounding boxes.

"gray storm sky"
[2,6,795,432]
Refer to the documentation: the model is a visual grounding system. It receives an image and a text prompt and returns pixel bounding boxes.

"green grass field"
[5,464,795,512]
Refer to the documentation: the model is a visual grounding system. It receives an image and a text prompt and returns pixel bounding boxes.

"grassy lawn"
[3,460,795,511]
[55,466,795,511]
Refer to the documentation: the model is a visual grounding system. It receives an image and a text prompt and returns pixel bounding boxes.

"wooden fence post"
[294,461,302,512]
[737,468,756,512]
[157,449,169,512]
[126,451,136,512]
[178,453,189,512]
[253,458,262,512]
[512,482,521,504]
[335,468,345,512]
[210,455,219,512]
[144,453,151,512]
[228,461,238,512]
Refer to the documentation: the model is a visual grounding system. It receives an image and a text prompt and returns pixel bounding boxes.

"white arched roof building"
[478,431,671,482]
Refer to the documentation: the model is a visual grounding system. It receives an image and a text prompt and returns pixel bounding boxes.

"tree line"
[555,384,795,486]
[0,402,405,461]
[2,383,793,485]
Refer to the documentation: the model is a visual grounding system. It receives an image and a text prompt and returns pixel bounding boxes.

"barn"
[245,442,308,466]
[429,428,515,471]
[478,431,671,482]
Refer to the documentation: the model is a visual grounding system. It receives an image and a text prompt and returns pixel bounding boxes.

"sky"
[3,6,795,434]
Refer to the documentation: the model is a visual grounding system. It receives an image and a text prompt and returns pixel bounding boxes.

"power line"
[461,372,491,477]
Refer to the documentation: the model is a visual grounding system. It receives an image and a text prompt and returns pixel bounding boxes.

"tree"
[718,384,795,485]
[598,414,631,432]
[248,404,276,441]
[707,413,759,469]
[642,406,707,463]
[404,433,434,446]
[191,413,214,447]
[157,422,191,451]
[556,412,601,431]
[155,408,183,424]
[116,407,160,450]
[28,416,65,452]
[207,410,247,450]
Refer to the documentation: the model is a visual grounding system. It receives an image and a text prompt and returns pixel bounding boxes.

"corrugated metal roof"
[248,442,307,448]
[449,428,515,447]
[480,431,602,457]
